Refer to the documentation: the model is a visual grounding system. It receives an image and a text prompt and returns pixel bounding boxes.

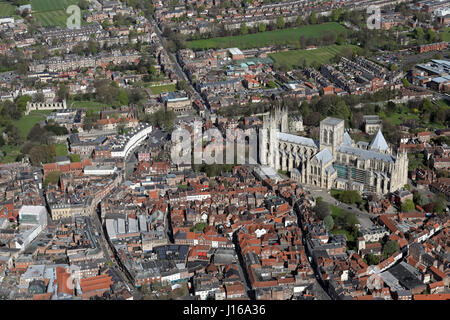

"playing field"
[31,0,75,11]
[0,2,16,17]
[148,84,177,95]
[187,22,347,50]
[32,0,83,27]
[269,45,358,69]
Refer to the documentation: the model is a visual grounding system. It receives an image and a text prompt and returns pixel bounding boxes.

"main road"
[149,16,209,114]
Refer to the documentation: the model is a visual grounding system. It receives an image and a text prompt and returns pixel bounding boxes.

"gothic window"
[329,131,333,145]
[323,129,328,144]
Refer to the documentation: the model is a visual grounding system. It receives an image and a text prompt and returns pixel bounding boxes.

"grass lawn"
[55,143,68,157]
[381,111,419,126]
[330,204,347,217]
[69,100,107,112]
[33,10,72,27]
[269,45,358,69]
[12,110,52,138]
[442,27,450,42]
[32,0,85,27]
[187,22,348,50]
[381,110,446,129]
[147,84,177,95]
[0,2,17,17]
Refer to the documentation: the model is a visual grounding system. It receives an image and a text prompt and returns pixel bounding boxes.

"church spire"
[369,129,389,152]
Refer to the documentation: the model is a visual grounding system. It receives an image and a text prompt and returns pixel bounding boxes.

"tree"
[414,27,424,39]
[57,83,69,102]
[258,23,266,32]
[338,190,362,205]
[16,95,31,113]
[432,194,447,214]
[389,64,398,71]
[28,145,56,165]
[304,112,321,126]
[176,80,188,91]
[240,22,248,35]
[314,200,331,220]
[33,92,45,103]
[73,42,85,56]
[401,199,415,212]
[333,100,351,120]
[296,15,303,25]
[277,16,285,29]
[382,240,399,258]
[366,253,380,265]
[68,154,81,162]
[309,12,317,24]
[401,78,410,88]
[4,124,23,145]
[44,170,61,187]
[78,0,90,10]
[87,39,98,55]
[324,215,334,231]
[426,29,436,42]
[117,89,129,106]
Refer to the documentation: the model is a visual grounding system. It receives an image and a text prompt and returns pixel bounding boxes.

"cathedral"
[259,108,408,195]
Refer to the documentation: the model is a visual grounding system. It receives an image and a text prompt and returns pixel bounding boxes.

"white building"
[110,123,152,158]
[84,165,117,175]
[15,206,48,251]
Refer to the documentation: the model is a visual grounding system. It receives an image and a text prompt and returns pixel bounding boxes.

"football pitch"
[31,0,82,27]
[187,22,348,50]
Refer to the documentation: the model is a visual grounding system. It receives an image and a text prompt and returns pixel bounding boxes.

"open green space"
[0,2,17,17]
[33,10,71,27]
[31,0,76,11]
[147,84,177,95]
[269,45,358,69]
[32,0,85,27]
[442,27,450,42]
[69,99,107,112]
[329,204,358,250]
[55,143,68,157]
[12,110,51,138]
[379,110,446,129]
[187,22,348,50]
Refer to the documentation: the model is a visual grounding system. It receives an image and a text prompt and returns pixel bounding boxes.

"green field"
[32,0,75,11]
[147,84,177,95]
[12,110,52,138]
[33,10,71,27]
[187,23,347,50]
[443,28,450,42]
[69,100,107,112]
[32,0,84,27]
[0,2,17,17]
[269,45,358,68]
[55,143,68,157]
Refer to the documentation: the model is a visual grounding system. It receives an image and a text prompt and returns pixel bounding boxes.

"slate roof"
[277,132,319,148]
[369,130,389,152]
